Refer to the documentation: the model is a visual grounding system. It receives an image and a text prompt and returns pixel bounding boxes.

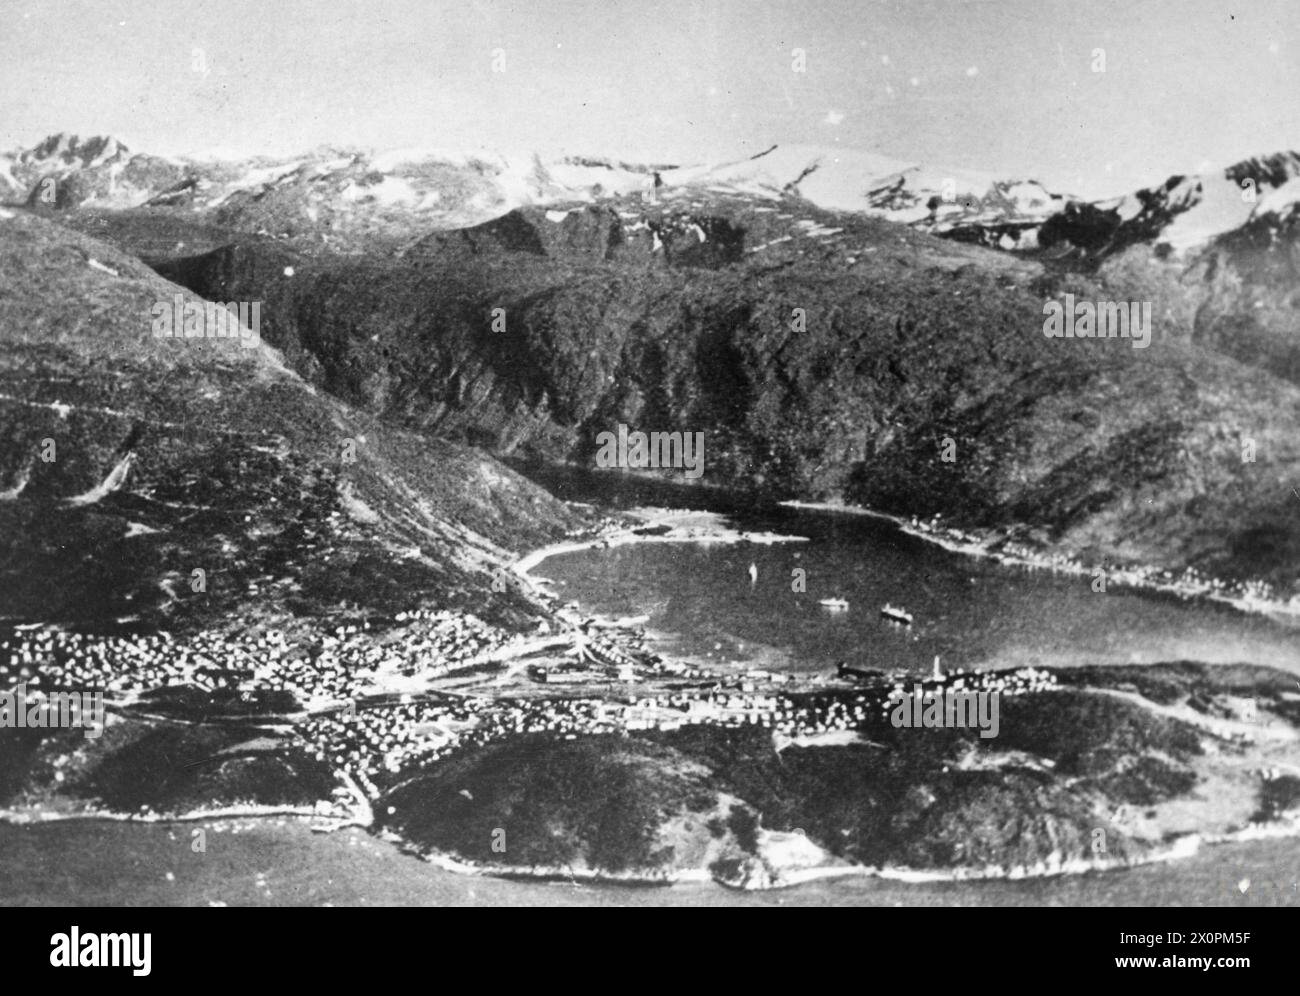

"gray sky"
[2,0,1296,197]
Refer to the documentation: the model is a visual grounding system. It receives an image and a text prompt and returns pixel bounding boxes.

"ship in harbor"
[880,603,914,626]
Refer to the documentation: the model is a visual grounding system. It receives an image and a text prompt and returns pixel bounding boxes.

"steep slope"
[1,134,189,210]
[1182,191,1300,387]
[1038,152,1300,265]
[150,200,1300,594]
[0,211,584,633]
[1091,167,1300,392]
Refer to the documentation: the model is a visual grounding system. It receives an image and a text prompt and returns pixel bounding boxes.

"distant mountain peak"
[6,133,1300,261]
[1223,150,1300,187]
[19,133,131,169]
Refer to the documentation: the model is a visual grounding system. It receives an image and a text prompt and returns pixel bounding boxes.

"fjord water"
[534,485,1300,676]
[6,820,1296,906]
[534,496,1300,902]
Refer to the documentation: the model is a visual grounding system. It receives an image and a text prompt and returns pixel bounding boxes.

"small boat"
[880,603,913,625]
[818,597,849,611]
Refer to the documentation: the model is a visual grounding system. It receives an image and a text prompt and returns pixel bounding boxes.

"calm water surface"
[540,502,1300,675]
[13,474,1296,907]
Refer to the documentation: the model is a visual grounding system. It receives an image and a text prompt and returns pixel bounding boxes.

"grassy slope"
[5,654,1295,879]
[380,663,1300,880]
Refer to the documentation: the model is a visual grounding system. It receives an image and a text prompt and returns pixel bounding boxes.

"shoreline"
[489,500,1300,892]
[518,495,1300,623]
[779,499,1300,622]
[384,812,1300,891]
[0,804,361,825]
[8,791,1299,893]
[512,506,809,595]
[5,502,1296,896]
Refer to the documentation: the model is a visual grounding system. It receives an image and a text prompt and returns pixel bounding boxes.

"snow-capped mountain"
[0,134,674,242]
[1037,152,1300,261]
[18,133,131,170]
[5,133,1299,261]
[661,143,1064,240]
[0,133,188,209]
[681,145,1299,258]
[0,134,1060,233]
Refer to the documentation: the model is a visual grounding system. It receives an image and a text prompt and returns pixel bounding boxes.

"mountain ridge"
[0,209,584,633]
[9,132,1300,259]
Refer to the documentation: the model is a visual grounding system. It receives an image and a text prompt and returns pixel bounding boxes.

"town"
[1,605,1060,802]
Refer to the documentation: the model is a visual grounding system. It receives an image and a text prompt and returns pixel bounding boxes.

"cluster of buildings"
[528,651,720,687]
[878,665,1060,722]
[3,607,1070,790]
[907,515,1289,610]
[880,665,1059,714]
[296,694,639,778]
[293,683,918,781]
[297,696,489,776]
[0,609,517,709]
[1,628,212,698]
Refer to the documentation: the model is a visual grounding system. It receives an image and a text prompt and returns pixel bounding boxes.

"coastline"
[512,506,810,593]
[486,498,1300,891]
[517,494,1299,622]
[392,812,1300,891]
[5,501,1296,896]
[780,499,1300,621]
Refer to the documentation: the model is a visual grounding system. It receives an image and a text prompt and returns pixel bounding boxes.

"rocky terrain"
[0,209,584,633]
[7,622,1298,887]
[127,193,1300,596]
[4,132,1300,893]
[8,134,1300,257]
[10,137,1300,595]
